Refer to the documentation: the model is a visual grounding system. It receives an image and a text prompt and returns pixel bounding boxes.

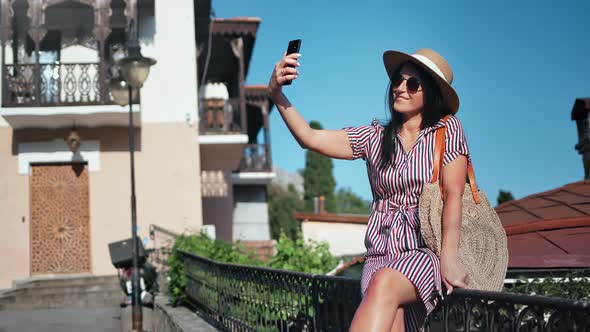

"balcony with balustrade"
[3,62,114,107]
[0,0,150,129]
[196,16,260,163]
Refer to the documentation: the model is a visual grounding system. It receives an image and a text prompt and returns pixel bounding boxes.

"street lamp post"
[109,37,156,331]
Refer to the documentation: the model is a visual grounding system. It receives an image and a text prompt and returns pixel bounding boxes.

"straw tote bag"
[418,116,508,292]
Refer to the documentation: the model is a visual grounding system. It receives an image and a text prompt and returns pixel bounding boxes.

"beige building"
[295,213,367,257]
[195,2,275,249]
[0,0,276,290]
[0,0,203,289]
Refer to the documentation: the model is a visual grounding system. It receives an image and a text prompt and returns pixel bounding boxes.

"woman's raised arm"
[268,53,353,160]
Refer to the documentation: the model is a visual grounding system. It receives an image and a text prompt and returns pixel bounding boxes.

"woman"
[268,48,470,332]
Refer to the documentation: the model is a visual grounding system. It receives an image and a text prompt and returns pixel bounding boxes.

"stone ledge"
[153,296,218,332]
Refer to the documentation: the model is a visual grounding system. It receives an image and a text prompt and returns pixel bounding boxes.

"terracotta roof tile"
[496,180,590,226]
[539,226,590,255]
[496,209,539,226]
[509,233,567,256]
[497,179,590,269]
[509,255,590,268]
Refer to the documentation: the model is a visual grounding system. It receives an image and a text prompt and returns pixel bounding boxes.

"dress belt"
[372,200,418,214]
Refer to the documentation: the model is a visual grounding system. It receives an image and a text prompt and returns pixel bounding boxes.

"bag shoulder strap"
[431,116,481,204]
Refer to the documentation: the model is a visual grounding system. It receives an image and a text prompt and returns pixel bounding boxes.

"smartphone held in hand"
[283,39,301,86]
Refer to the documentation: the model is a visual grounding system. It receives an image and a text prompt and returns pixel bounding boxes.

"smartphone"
[283,39,301,86]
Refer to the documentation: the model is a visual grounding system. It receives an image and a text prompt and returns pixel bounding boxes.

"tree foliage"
[268,233,339,275]
[335,187,371,214]
[268,183,303,241]
[303,121,337,212]
[508,269,590,300]
[497,189,515,206]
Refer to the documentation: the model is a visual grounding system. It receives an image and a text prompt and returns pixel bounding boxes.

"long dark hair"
[380,62,451,166]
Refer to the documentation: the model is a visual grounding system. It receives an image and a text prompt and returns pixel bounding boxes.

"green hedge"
[507,269,590,300]
[167,232,339,303]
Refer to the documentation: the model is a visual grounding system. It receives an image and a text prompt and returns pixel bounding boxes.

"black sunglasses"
[392,74,422,94]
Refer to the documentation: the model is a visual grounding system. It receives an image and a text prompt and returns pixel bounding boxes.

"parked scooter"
[108,238,158,308]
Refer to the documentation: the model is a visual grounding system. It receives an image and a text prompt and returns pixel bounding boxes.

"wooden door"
[30,163,91,274]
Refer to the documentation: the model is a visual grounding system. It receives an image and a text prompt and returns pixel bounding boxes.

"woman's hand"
[268,53,301,96]
[441,251,469,295]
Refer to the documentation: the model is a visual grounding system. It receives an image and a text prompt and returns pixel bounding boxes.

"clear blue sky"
[216,1,590,202]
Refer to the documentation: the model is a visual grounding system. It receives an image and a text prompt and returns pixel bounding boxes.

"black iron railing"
[238,144,272,172]
[180,251,590,332]
[199,98,246,134]
[2,63,120,107]
[427,288,590,331]
[180,251,360,332]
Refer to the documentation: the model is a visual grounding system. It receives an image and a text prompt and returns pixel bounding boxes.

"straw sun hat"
[383,48,459,114]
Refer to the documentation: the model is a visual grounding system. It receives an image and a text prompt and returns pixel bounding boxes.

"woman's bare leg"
[349,268,419,332]
[390,308,404,332]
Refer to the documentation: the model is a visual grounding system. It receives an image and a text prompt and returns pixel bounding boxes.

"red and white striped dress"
[344,114,470,331]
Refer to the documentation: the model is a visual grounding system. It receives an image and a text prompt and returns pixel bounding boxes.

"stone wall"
[153,296,218,332]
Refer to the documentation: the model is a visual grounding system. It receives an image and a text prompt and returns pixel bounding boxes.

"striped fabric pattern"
[344,114,469,331]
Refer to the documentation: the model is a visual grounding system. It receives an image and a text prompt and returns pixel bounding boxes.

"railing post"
[34,50,40,106]
[537,306,545,332]
[1,43,4,106]
[464,298,471,332]
[58,63,63,103]
[216,262,222,325]
[229,37,246,133]
[264,143,271,171]
[443,298,449,332]
[1,62,6,107]
[311,275,318,332]
[98,54,108,103]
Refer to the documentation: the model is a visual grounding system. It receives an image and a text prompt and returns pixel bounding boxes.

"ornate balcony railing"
[2,63,118,107]
[179,251,590,332]
[199,98,247,134]
[238,144,272,172]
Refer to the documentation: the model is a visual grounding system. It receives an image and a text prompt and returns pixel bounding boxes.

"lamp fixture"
[67,128,81,153]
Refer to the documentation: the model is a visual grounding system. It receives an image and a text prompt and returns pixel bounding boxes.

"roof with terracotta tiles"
[496,180,590,268]
[496,180,590,227]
